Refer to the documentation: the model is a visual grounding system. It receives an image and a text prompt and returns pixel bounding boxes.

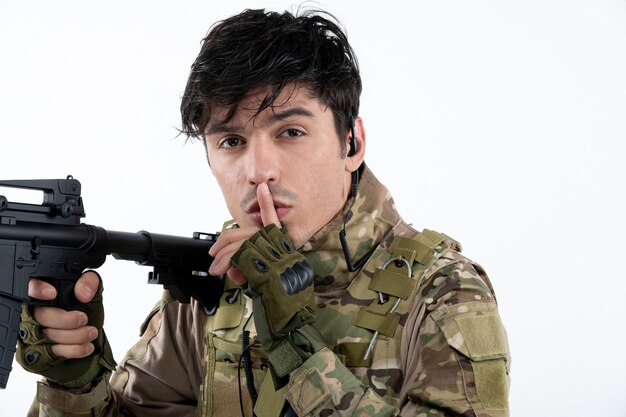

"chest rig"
[354,228,462,351]
[312,227,462,408]
[200,227,462,416]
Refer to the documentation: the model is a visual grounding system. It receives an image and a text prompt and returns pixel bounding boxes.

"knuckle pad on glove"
[16,273,116,388]
[231,225,315,339]
[19,307,48,345]
[17,305,61,373]
[281,261,315,295]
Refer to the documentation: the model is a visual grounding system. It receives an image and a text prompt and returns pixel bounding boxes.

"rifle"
[0,176,223,388]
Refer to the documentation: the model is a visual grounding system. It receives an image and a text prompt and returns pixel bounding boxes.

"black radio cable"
[238,312,256,417]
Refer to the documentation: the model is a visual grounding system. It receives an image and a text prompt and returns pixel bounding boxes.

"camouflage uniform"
[27,166,510,416]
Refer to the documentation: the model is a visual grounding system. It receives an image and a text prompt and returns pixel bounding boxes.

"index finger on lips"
[258,182,281,228]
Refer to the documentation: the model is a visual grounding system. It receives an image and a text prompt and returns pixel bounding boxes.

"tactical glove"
[17,272,116,389]
[231,224,325,379]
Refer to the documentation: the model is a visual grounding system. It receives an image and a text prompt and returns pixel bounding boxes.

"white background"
[1,1,625,416]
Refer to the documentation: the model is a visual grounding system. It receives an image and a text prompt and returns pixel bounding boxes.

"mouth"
[246,201,292,224]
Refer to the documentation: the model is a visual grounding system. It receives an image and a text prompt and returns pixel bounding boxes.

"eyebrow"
[270,107,315,122]
[205,106,315,136]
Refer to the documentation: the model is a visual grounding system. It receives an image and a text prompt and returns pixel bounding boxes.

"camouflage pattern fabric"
[26,165,510,416]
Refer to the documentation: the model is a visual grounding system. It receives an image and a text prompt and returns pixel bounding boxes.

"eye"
[218,136,245,149]
[280,128,304,138]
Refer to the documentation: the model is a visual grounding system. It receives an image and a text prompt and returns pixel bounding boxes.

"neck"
[300,165,401,293]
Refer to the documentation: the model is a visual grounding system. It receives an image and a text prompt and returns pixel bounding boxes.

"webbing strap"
[214,303,245,330]
[353,306,400,337]
[390,230,446,265]
[333,342,372,367]
[213,281,245,330]
[370,269,416,299]
[254,371,288,417]
[353,229,462,345]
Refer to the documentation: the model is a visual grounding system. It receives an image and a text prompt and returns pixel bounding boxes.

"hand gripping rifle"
[0,176,224,388]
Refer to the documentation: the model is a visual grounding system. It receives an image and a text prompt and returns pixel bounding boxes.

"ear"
[345,116,366,173]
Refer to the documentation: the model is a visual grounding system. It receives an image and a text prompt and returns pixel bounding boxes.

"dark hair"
[180,8,361,152]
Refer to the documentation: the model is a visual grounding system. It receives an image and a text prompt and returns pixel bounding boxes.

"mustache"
[240,184,299,210]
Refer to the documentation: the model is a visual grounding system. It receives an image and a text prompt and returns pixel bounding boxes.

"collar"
[301,165,401,293]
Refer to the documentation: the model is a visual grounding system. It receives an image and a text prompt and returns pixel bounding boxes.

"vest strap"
[333,342,373,367]
[353,229,462,349]
[254,371,288,417]
[213,282,245,331]
[389,229,458,265]
[214,303,245,330]
[353,306,400,337]
[369,268,416,299]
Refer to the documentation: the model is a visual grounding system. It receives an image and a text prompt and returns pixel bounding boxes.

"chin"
[282,225,301,243]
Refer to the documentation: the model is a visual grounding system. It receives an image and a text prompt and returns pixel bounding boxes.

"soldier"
[20,8,510,417]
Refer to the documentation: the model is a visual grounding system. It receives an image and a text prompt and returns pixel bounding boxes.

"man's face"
[204,85,360,248]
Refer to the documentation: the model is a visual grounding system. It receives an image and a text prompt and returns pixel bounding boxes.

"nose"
[245,138,279,186]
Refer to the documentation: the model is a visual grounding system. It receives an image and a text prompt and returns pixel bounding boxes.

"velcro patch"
[473,359,509,410]
[268,340,303,378]
[455,314,507,360]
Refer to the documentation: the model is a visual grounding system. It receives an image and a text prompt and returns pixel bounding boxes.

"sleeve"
[283,259,510,417]
[285,347,398,417]
[402,259,511,417]
[27,291,206,417]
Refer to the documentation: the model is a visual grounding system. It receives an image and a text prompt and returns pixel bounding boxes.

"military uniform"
[28,166,510,416]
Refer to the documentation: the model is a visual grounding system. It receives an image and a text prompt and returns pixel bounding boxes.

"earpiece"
[348,116,359,198]
[340,114,373,272]
[348,137,358,157]
[347,115,359,197]
[348,115,358,157]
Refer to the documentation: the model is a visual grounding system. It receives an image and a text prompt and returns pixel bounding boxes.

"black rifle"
[0,176,223,388]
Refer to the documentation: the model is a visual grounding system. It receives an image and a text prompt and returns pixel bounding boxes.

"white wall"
[1,1,625,416]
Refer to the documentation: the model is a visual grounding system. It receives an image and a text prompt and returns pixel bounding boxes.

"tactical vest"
[197,226,462,417]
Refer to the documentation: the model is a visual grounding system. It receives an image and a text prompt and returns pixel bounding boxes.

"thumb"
[74,271,101,303]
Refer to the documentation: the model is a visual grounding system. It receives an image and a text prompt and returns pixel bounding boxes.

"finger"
[209,240,249,276]
[258,182,281,228]
[74,271,101,303]
[28,279,57,300]
[43,326,98,345]
[50,342,95,360]
[227,267,248,286]
[208,226,261,275]
[209,226,260,257]
[33,306,88,330]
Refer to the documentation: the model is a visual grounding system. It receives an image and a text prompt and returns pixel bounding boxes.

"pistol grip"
[29,275,84,313]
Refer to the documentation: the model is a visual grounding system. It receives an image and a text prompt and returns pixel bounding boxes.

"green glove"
[17,272,116,389]
[231,225,325,379]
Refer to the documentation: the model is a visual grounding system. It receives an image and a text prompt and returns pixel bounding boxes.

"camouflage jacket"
[28,166,510,417]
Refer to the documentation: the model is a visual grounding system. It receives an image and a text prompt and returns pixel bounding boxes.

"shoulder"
[390,226,498,308]
[402,230,511,415]
[422,250,497,307]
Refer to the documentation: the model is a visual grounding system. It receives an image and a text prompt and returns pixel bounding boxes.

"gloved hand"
[17,272,116,389]
[231,224,325,379]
